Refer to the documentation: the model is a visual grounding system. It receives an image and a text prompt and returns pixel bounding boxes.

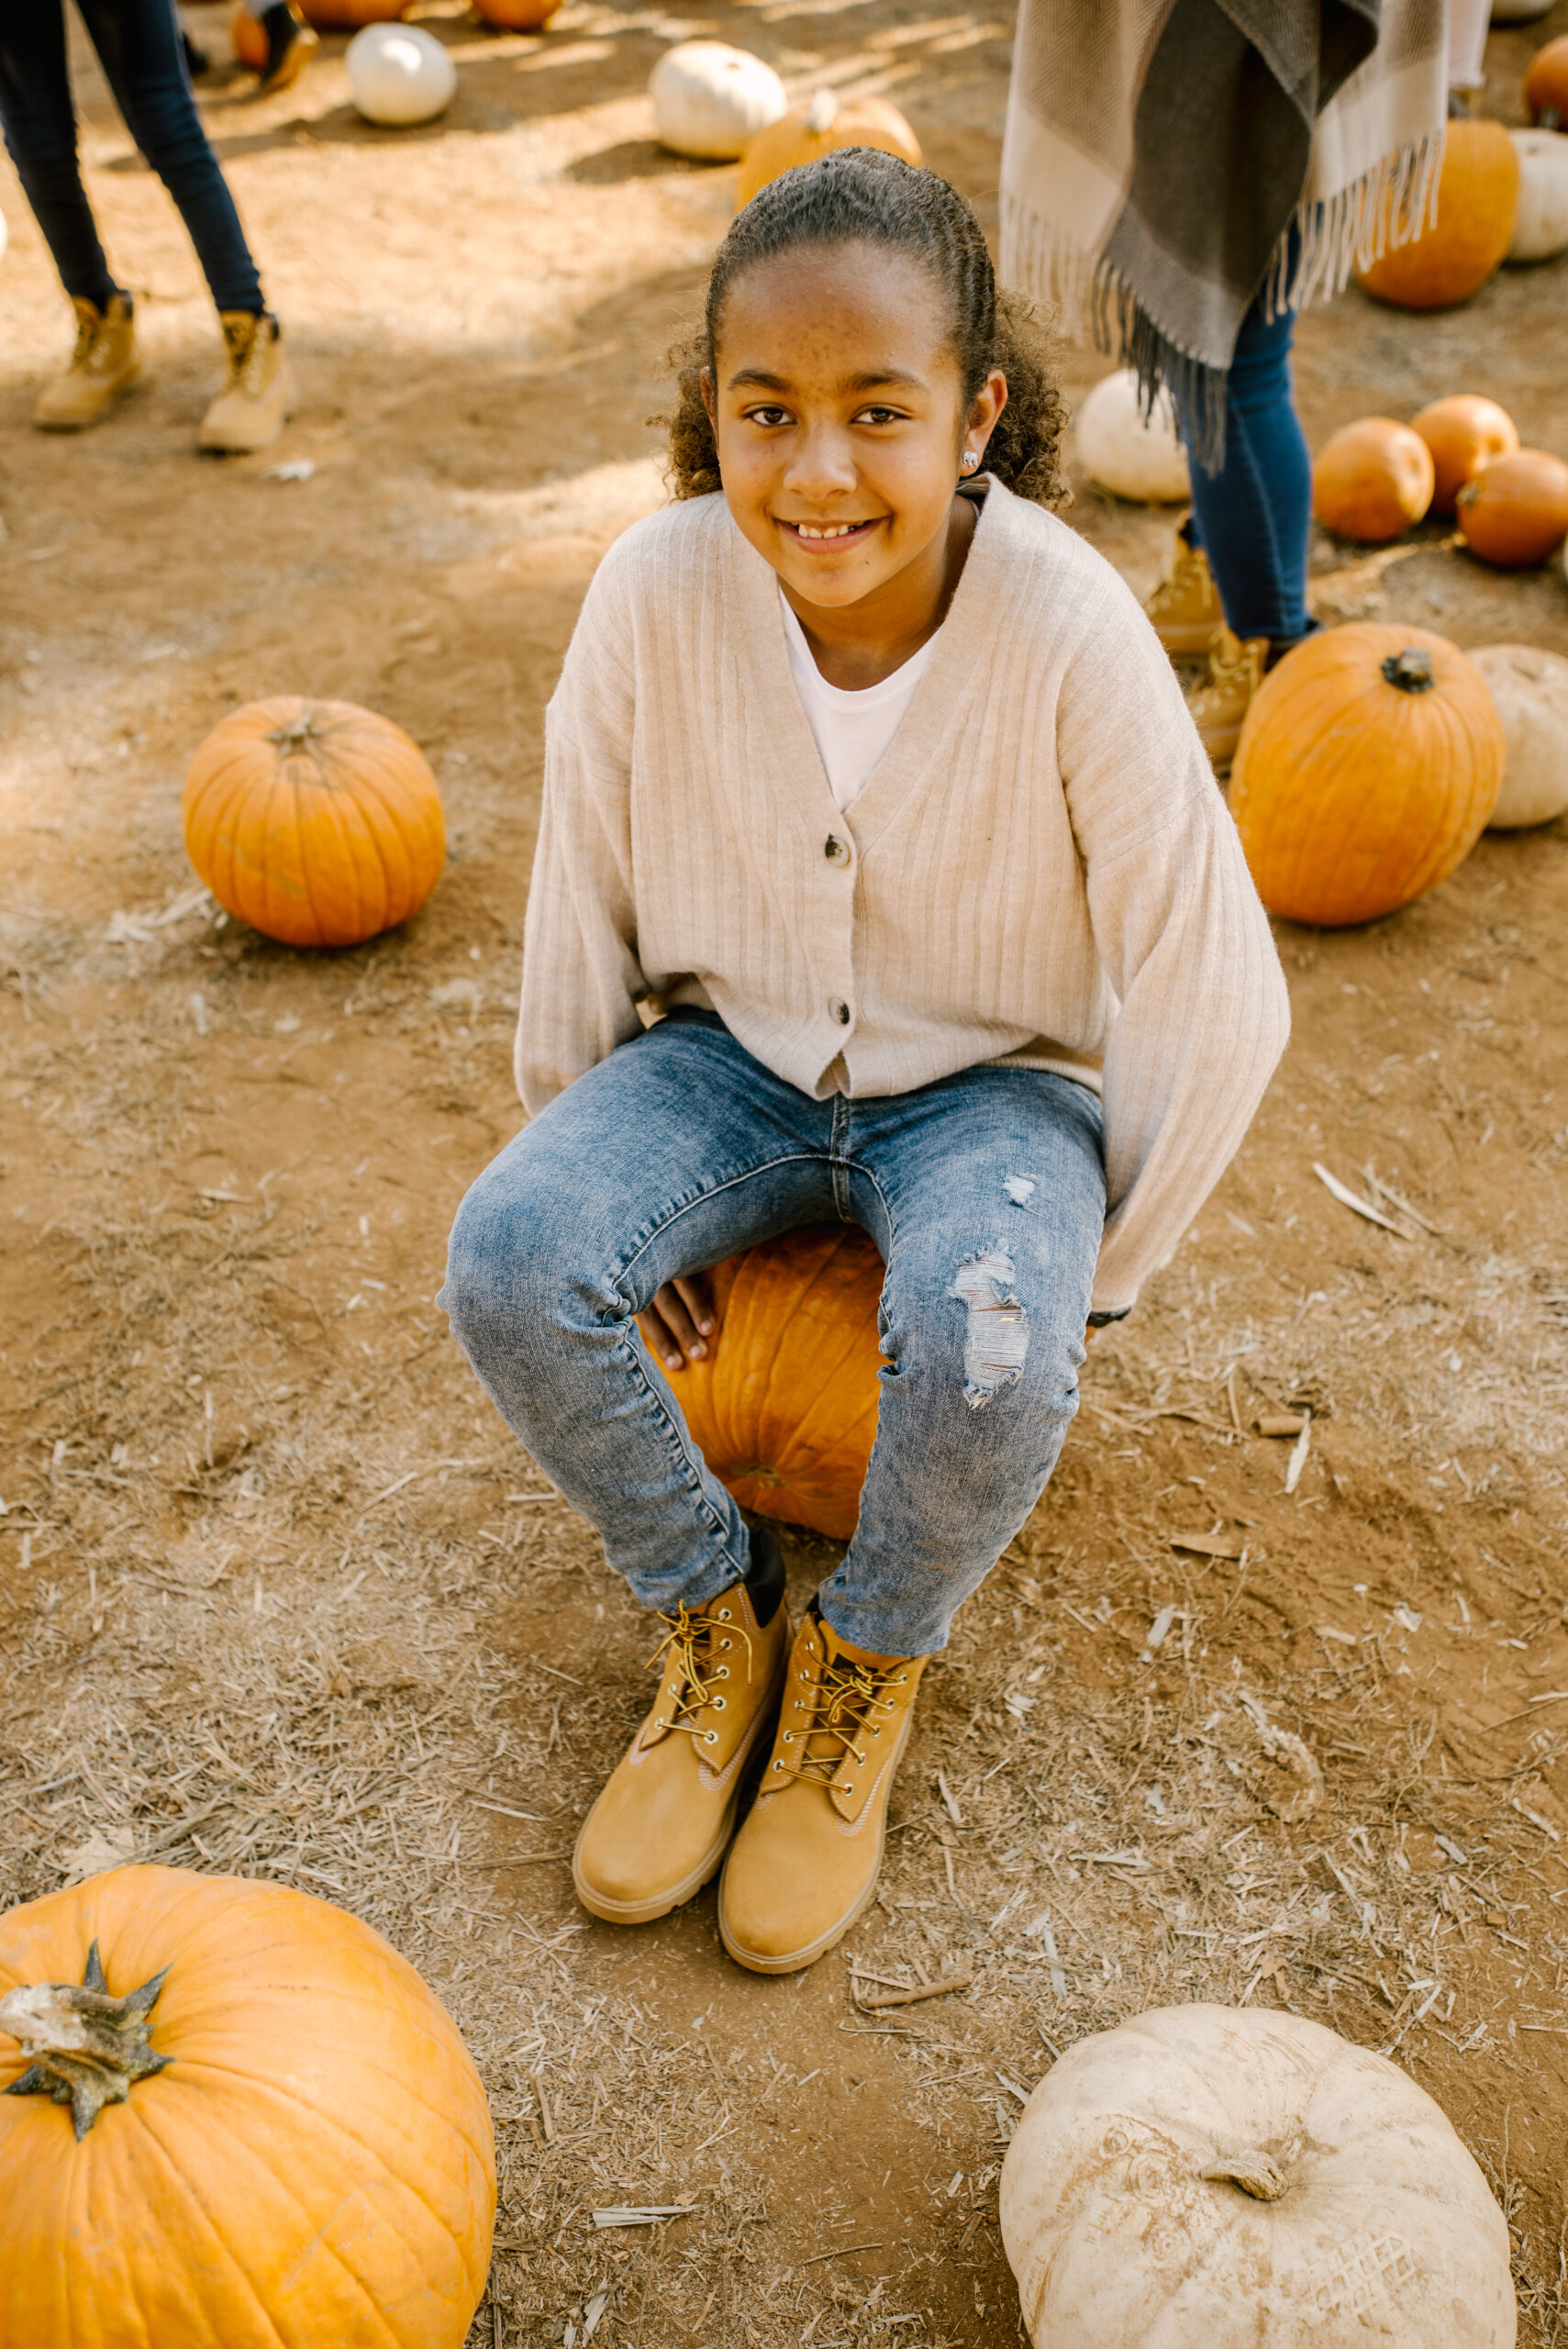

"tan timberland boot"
[33,295,143,431]
[1187,627,1268,774]
[1143,534,1226,659]
[573,1576,789,1925]
[198,311,295,453]
[718,1612,926,1975]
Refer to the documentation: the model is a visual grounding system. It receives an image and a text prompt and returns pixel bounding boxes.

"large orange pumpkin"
[300,0,408,26]
[231,2,268,70]
[472,0,562,25]
[646,1224,884,1540]
[1356,120,1519,309]
[1524,35,1568,128]
[183,696,445,948]
[1409,393,1518,515]
[0,1865,495,2349]
[1229,624,1506,928]
[1456,448,1568,567]
[737,93,921,206]
[1311,417,1434,541]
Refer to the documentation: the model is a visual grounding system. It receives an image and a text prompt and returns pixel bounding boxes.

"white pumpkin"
[1470,643,1568,827]
[1000,2004,1515,2349]
[1507,128,1568,262]
[346,23,457,127]
[651,42,787,161]
[1074,367,1191,503]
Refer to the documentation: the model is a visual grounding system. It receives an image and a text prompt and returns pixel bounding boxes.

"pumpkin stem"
[0,1941,172,2141]
[268,712,327,755]
[1382,648,1436,695]
[1202,2151,1290,2201]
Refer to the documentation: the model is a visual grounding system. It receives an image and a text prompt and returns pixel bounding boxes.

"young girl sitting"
[441,153,1289,1976]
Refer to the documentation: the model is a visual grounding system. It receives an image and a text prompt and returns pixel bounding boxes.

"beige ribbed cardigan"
[517,483,1290,1313]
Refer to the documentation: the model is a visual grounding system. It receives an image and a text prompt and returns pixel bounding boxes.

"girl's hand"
[639,1274,721,1374]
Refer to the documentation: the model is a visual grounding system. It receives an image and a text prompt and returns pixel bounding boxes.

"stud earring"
[961,450,980,472]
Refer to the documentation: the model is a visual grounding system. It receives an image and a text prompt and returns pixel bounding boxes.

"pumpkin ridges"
[183,699,442,950]
[1231,623,1502,925]
[1,1867,494,2349]
[128,2090,406,2349]
[669,1226,884,1537]
[294,755,386,945]
[134,2075,472,2349]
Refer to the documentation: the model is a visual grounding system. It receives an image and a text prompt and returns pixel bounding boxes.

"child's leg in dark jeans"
[76,0,265,313]
[0,2,120,307]
[1181,295,1314,657]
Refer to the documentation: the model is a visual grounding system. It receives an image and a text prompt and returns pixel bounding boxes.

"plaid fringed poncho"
[999,0,1449,465]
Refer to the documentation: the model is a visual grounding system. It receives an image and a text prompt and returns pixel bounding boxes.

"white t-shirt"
[779,588,943,812]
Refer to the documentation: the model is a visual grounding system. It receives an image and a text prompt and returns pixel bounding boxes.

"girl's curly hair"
[663,148,1067,508]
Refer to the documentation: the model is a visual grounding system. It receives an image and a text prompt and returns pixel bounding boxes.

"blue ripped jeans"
[440,1012,1106,1657]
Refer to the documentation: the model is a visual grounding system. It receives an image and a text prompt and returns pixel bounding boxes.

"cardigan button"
[825,835,849,862]
[830,999,851,1026]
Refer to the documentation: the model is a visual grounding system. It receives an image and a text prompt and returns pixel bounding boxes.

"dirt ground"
[4,2,1568,2343]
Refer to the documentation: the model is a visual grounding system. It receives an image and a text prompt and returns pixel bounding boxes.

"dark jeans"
[1179,290,1313,650]
[0,0,263,316]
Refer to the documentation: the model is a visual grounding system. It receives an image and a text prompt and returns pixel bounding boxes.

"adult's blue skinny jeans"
[0,0,263,316]
[1179,290,1313,650]
[440,1013,1106,1660]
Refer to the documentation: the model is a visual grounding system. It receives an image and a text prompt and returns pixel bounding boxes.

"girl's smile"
[703,242,1006,691]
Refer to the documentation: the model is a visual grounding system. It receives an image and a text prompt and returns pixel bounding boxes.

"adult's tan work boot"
[718,1611,926,1975]
[1143,533,1226,659]
[573,1567,789,1926]
[33,295,143,431]
[198,310,295,453]
[1187,627,1268,774]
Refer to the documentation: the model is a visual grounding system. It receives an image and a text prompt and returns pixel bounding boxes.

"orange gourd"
[648,1224,884,1540]
[1311,417,1434,541]
[231,2,268,69]
[1455,448,1568,567]
[737,93,921,207]
[1356,120,1519,308]
[1409,394,1518,515]
[0,1865,495,2349]
[1229,624,1505,929]
[183,696,445,949]
[472,0,562,23]
[1525,35,1568,128]
[300,0,408,25]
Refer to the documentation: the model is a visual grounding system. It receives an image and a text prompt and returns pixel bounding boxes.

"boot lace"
[646,1603,753,1750]
[776,1648,906,1787]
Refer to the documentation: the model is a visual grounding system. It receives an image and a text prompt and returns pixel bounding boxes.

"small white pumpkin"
[651,41,787,161]
[1074,367,1191,503]
[1507,128,1568,261]
[1470,643,1568,827]
[346,22,457,127]
[1000,2004,1515,2349]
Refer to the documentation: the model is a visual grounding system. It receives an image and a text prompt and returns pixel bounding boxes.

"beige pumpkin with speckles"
[1000,2004,1515,2349]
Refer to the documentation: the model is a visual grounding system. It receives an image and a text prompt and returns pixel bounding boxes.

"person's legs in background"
[59,0,294,448]
[0,0,144,429]
[253,4,319,98]
[1144,277,1317,770]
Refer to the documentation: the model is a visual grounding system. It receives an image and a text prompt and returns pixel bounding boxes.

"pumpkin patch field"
[3,6,1568,2346]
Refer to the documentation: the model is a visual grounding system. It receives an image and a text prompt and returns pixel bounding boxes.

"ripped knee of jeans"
[948,1243,1029,1409]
